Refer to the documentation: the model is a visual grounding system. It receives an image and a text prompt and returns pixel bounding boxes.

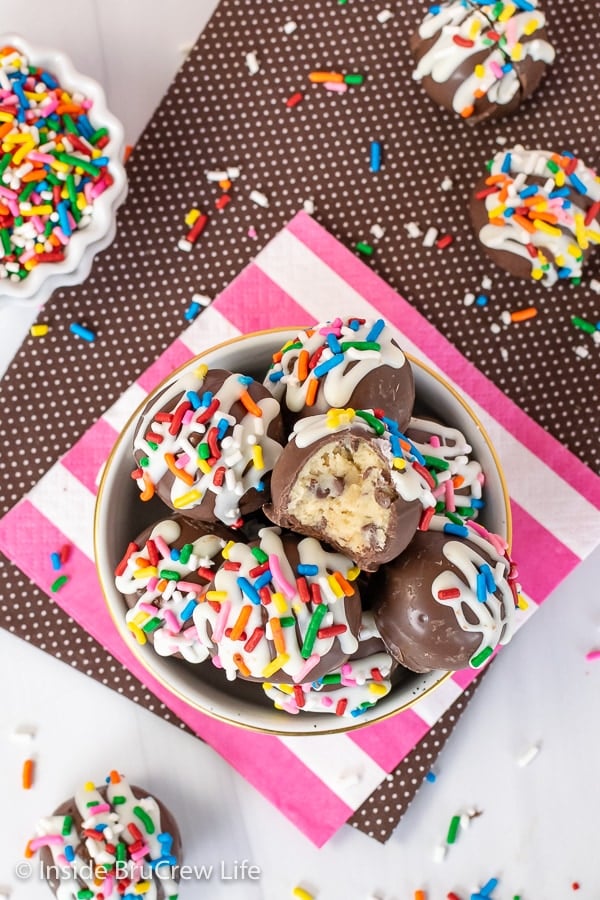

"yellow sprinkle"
[185,207,201,227]
[2,132,31,144]
[469,18,481,38]
[567,243,583,259]
[271,591,288,613]
[574,212,589,250]
[127,621,147,645]
[76,192,87,211]
[292,888,314,900]
[555,169,565,187]
[327,574,344,599]
[474,63,485,79]
[488,204,506,219]
[252,444,265,470]
[586,229,600,245]
[533,219,562,238]
[292,601,302,614]
[197,458,212,475]
[346,566,360,581]
[132,610,150,627]
[554,255,565,268]
[23,259,37,271]
[222,540,235,560]
[0,111,14,122]
[206,591,228,602]
[393,457,406,470]
[517,594,529,610]
[263,682,273,691]
[523,17,540,35]
[510,42,523,61]
[277,683,294,695]
[173,488,202,508]
[132,566,158,579]
[30,323,49,338]
[134,883,152,895]
[49,159,70,173]
[531,268,545,281]
[498,2,516,20]
[369,682,389,696]
[20,204,53,216]
[262,653,290,678]
[274,702,284,710]
[84,781,96,791]
[194,363,209,379]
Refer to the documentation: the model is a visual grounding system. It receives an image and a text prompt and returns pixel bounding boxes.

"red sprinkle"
[286,91,304,108]
[223,560,241,571]
[371,667,383,682]
[310,583,323,605]
[259,586,272,605]
[128,823,143,841]
[585,200,600,226]
[317,624,347,639]
[475,186,500,200]
[196,567,215,582]
[154,412,173,423]
[296,576,311,604]
[249,562,270,578]
[146,539,159,567]
[59,543,71,565]
[438,587,461,600]
[436,234,454,249]
[244,627,265,652]
[453,34,474,47]
[114,542,139,577]
[169,401,192,436]
[213,466,226,487]
[196,397,220,425]
[335,698,348,716]
[413,460,437,489]
[294,685,305,708]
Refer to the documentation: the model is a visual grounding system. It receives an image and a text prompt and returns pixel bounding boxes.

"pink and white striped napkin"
[1,212,599,846]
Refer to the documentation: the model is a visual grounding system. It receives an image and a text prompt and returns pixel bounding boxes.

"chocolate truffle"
[410,0,555,124]
[192,527,363,683]
[373,519,520,673]
[470,146,600,285]
[263,317,415,432]
[132,366,285,527]
[114,515,233,662]
[30,770,182,900]
[265,408,436,571]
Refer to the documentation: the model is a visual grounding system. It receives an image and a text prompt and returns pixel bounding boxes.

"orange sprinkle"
[512,214,536,233]
[109,769,121,784]
[473,89,485,98]
[523,195,546,208]
[511,306,538,322]
[309,71,344,83]
[134,556,151,568]
[21,168,47,183]
[157,579,167,592]
[498,185,509,203]
[124,144,135,163]
[0,121,13,140]
[22,758,35,790]
[56,103,84,115]
[139,472,155,501]
[460,105,474,118]
[486,174,509,186]
[218,178,232,191]
[333,571,355,596]
[452,474,465,489]
[532,210,559,225]
[272,350,283,363]
[164,452,194,485]
[233,652,251,677]
[24,840,34,859]
[305,378,319,407]
[270,617,287,655]
[297,349,309,382]
[488,217,506,227]
[0,202,9,215]
[239,389,263,417]
[414,892,426,900]
[229,604,252,641]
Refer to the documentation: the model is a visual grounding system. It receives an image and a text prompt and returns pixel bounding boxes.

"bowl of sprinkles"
[0,35,127,305]
[94,324,515,736]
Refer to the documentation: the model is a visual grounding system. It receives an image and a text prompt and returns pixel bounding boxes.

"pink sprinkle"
[162,609,181,633]
[154,536,171,559]
[490,60,504,80]
[147,576,159,592]
[211,600,231,643]
[293,653,320,683]
[321,695,334,707]
[319,317,343,336]
[88,803,110,815]
[175,453,191,468]
[212,655,223,668]
[176,580,200,593]
[247,226,258,238]
[138,602,157,615]
[429,435,441,448]
[445,479,456,512]
[131,845,150,861]
[28,834,64,851]
[268,554,296,600]
[324,81,348,93]
[182,410,194,424]
[283,699,300,714]
[585,650,600,661]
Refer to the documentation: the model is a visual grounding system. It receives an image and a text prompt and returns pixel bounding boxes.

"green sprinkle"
[198,443,210,459]
[300,603,327,659]
[470,645,494,668]
[77,891,94,899]
[54,151,101,177]
[355,409,385,435]
[179,543,193,565]
[572,315,597,334]
[139,456,150,467]
[51,575,69,593]
[355,241,374,257]
[435,500,446,513]
[339,340,381,352]
[62,815,73,835]
[142,617,163,632]
[455,506,475,518]
[344,73,364,85]
[45,172,61,187]
[0,228,11,256]
[0,152,12,176]
[546,159,560,174]
[158,569,180,581]
[112,795,126,805]
[321,673,342,684]
[116,841,127,860]
[572,277,582,286]
[133,805,155,834]
[19,181,37,203]
[446,511,465,526]
[282,340,303,353]
[280,616,296,627]
[251,547,268,564]
[446,814,461,844]
[422,454,450,472]
[66,173,78,206]
[147,440,158,451]
[62,113,78,135]
[89,126,109,145]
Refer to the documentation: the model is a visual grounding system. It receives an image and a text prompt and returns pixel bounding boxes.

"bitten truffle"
[373,519,520,673]
[410,0,555,124]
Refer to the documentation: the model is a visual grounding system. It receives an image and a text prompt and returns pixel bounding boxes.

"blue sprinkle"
[389,434,403,459]
[254,570,273,589]
[569,172,588,194]
[170,548,180,561]
[217,417,230,439]
[480,563,497,593]
[40,71,59,89]
[382,415,400,436]
[69,322,96,342]
[557,267,572,279]
[399,432,426,466]
[513,0,534,8]
[350,707,366,717]
[313,353,344,377]
[519,184,538,199]
[480,878,499,897]
[158,832,174,852]
[200,391,213,407]
[365,318,385,342]
[549,187,570,199]
[425,771,437,783]
[50,552,61,571]
[561,150,575,159]
[501,152,512,174]
[64,844,75,862]
[186,390,202,409]
[326,332,342,354]
[57,201,72,237]
[184,301,200,321]
[475,294,489,307]
[237,576,261,604]
[238,375,253,385]
[370,140,382,173]
[428,5,441,14]
[255,480,265,492]
[91,156,110,167]
[503,207,515,218]
[268,369,285,382]
[297,564,319,576]
[180,600,197,621]
[476,571,488,603]
[471,498,485,509]
[501,62,513,74]
[443,523,469,538]
[348,318,361,331]
[562,199,572,210]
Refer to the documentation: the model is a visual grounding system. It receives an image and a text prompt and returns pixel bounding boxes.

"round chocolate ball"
[410,1,555,124]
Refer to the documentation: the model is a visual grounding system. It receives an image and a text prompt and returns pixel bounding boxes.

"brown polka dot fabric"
[0,0,598,844]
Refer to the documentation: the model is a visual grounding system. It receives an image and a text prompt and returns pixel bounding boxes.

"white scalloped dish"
[0,35,127,307]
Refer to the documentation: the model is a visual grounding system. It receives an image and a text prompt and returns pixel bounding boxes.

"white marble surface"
[1,3,599,899]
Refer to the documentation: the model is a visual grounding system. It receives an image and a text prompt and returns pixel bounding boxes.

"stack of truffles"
[114,318,520,719]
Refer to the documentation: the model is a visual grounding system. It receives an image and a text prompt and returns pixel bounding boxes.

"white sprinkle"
[10,724,37,742]
[177,239,192,253]
[303,198,315,215]
[500,310,512,325]
[500,346,509,362]
[463,291,475,307]
[490,323,501,334]
[423,227,439,247]
[250,189,269,208]
[496,135,507,145]
[433,843,447,863]
[517,743,541,767]
[377,8,394,23]
[592,331,600,345]
[440,176,453,191]
[459,812,471,829]
[575,345,590,359]
[481,275,493,290]
[283,20,297,34]
[227,166,241,180]
[191,293,212,308]
[589,278,600,294]
[336,769,362,786]
[370,223,385,240]
[246,51,260,76]
[405,222,422,239]
[206,170,229,182]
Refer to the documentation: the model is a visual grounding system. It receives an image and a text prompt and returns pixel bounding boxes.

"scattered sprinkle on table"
[10,724,36,742]
[370,140,382,173]
[446,814,461,844]
[30,323,49,337]
[69,322,96,342]
[355,240,374,257]
[22,757,35,789]
[50,574,69,592]
[517,742,541,767]
[292,888,314,900]
[585,649,600,661]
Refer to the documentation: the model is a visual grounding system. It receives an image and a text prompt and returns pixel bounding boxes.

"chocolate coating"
[132,368,285,526]
[410,1,555,124]
[373,526,518,673]
[265,421,431,571]
[264,319,415,432]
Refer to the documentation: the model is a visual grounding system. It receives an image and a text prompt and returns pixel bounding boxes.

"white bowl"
[94,328,511,736]
[0,35,128,307]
